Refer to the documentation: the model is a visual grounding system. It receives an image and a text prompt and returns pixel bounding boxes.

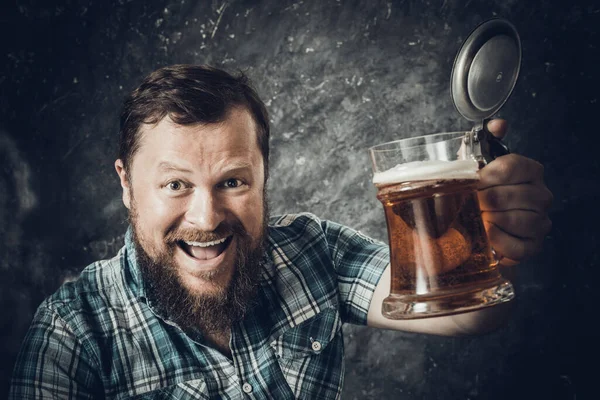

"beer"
[373,159,512,317]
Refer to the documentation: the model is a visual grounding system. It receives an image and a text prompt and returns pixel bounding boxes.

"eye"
[167,181,184,191]
[222,178,244,189]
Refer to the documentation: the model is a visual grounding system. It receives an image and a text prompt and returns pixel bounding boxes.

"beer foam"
[373,159,479,185]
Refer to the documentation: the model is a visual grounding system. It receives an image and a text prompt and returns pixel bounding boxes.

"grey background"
[1,0,597,399]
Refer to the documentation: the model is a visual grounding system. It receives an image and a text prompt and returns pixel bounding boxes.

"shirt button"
[242,382,253,394]
[311,341,322,352]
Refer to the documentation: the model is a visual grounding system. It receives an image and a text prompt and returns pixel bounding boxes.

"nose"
[184,189,225,231]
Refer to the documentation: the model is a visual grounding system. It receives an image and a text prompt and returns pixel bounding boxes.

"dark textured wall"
[1,0,597,398]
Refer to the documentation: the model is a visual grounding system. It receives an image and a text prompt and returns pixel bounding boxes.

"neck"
[204,329,232,358]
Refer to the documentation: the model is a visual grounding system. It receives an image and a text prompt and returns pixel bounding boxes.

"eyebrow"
[156,161,254,174]
[157,162,193,173]
[220,161,253,174]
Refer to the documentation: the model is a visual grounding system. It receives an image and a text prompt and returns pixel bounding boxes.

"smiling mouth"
[178,236,233,260]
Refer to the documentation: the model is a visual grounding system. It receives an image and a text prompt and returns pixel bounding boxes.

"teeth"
[184,236,229,248]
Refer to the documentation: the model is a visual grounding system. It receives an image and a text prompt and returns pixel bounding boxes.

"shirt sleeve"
[9,302,102,399]
[320,219,390,326]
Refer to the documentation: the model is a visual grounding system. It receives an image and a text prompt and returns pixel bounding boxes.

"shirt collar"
[122,226,208,343]
[123,226,148,300]
[122,225,275,343]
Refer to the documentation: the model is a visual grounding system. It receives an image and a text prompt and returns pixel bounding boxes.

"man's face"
[115,107,266,331]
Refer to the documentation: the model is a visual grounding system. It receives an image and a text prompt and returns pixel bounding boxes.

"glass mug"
[369,131,514,319]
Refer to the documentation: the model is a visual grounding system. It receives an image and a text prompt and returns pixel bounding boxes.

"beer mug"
[368,18,522,319]
[369,131,514,319]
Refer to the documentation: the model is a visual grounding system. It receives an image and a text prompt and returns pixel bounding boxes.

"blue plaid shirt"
[10,213,389,399]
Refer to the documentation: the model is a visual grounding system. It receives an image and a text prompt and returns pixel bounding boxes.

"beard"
[129,198,268,335]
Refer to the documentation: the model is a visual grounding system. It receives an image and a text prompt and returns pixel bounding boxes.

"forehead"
[133,107,263,170]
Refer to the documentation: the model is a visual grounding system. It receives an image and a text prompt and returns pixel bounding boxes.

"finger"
[484,220,545,261]
[478,154,545,188]
[498,258,520,267]
[486,119,508,139]
[482,210,553,240]
[478,183,554,213]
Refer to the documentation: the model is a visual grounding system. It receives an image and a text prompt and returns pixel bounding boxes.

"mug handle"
[481,119,509,266]
[481,118,510,163]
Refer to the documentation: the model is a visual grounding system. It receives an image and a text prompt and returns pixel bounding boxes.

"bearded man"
[9,65,552,399]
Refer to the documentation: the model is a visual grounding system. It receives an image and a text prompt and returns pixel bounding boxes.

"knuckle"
[498,211,519,231]
[484,187,505,210]
[498,187,513,208]
[528,160,545,182]
[532,160,544,176]
[510,210,523,227]
[495,156,514,180]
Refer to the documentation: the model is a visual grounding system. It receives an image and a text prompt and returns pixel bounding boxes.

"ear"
[115,159,131,209]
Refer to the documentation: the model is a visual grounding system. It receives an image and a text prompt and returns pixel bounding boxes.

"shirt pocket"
[271,306,342,359]
[270,306,344,398]
[127,378,209,400]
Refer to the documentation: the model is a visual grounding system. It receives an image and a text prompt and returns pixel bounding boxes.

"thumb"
[486,119,508,139]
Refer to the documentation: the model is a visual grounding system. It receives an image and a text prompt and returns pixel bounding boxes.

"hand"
[477,119,553,266]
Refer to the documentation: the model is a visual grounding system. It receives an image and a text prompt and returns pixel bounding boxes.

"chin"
[177,263,234,297]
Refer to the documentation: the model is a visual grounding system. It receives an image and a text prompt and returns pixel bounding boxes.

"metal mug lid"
[451,18,522,121]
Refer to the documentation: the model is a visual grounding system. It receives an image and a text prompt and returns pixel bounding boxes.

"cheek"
[236,194,265,237]
[132,188,183,235]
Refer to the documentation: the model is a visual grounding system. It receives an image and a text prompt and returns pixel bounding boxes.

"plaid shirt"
[10,213,389,399]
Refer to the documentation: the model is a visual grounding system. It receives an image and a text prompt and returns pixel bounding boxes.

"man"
[9,65,552,399]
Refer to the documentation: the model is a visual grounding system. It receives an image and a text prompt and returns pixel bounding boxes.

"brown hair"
[118,64,270,180]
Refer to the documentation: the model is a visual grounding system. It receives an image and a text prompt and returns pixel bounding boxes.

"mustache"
[164,222,246,244]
